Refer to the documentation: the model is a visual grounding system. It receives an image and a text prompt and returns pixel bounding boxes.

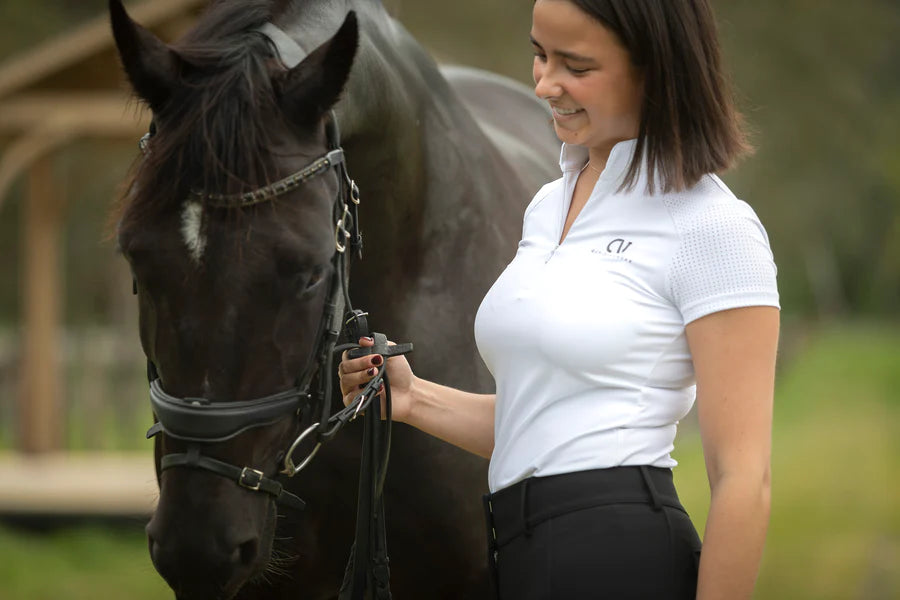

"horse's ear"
[275,11,359,130]
[109,0,180,111]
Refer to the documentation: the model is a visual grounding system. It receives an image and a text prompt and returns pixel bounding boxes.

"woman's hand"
[339,337,415,423]
[341,337,496,457]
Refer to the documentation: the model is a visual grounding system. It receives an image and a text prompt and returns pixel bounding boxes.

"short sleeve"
[666,199,780,324]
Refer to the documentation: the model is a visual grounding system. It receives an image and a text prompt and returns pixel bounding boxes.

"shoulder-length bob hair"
[569,0,751,193]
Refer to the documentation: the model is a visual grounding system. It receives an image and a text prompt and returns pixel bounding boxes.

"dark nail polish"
[363,337,374,342]
[372,355,383,366]
[367,367,376,376]
[359,383,366,390]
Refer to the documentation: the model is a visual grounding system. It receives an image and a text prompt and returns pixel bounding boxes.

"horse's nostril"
[237,538,259,566]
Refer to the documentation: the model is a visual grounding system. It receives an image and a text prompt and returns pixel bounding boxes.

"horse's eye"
[297,265,327,297]
[306,269,324,289]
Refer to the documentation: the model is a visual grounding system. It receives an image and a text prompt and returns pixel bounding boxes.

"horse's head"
[110,0,358,597]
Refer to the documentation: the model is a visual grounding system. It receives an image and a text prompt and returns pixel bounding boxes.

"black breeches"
[483,466,702,599]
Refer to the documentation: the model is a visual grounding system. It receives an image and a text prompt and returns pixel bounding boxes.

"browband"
[147,379,308,443]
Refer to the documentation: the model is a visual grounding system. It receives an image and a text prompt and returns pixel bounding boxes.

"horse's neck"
[338,11,528,251]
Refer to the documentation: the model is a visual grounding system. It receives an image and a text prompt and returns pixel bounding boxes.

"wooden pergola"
[0,0,205,515]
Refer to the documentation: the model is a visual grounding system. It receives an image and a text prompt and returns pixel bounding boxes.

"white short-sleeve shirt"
[474,140,780,492]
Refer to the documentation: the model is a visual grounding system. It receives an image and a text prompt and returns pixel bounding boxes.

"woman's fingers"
[341,338,383,372]
[341,366,378,392]
[339,337,384,402]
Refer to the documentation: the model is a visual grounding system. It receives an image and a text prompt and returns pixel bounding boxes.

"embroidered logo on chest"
[591,238,634,263]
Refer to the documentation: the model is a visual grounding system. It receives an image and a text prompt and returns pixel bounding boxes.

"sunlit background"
[0,1,897,598]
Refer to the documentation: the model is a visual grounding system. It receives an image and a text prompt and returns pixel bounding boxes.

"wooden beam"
[0,453,157,516]
[0,93,149,135]
[0,127,74,214]
[0,103,149,213]
[19,154,66,453]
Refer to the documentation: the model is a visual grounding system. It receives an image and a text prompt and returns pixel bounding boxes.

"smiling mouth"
[552,106,583,118]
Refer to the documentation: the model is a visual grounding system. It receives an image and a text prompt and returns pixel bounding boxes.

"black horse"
[110,0,558,598]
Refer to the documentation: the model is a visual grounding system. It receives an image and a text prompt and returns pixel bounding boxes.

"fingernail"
[358,383,366,390]
[366,367,376,376]
[362,337,374,342]
[372,355,383,366]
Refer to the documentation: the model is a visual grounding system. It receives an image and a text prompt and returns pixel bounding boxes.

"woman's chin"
[552,122,589,147]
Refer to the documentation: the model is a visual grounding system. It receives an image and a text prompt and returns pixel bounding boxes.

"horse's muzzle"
[147,519,261,600]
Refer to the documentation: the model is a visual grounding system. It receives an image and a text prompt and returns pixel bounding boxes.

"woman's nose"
[534,66,562,101]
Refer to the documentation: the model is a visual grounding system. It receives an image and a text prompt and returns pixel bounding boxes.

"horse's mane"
[122,0,287,225]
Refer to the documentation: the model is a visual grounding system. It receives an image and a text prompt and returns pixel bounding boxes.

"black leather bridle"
[136,22,406,600]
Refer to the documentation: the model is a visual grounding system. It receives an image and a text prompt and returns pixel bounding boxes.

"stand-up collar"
[558,139,639,177]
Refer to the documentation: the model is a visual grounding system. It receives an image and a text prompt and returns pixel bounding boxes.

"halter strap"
[160,446,307,512]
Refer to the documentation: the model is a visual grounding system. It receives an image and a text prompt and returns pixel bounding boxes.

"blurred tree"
[713,0,900,316]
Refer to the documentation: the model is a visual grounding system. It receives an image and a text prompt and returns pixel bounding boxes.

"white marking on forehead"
[181,201,206,264]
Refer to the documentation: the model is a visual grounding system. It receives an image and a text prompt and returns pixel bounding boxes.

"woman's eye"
[567,66,590,75]
[533,52,547,62]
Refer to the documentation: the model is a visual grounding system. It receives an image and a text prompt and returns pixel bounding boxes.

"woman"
[340,0,779,598]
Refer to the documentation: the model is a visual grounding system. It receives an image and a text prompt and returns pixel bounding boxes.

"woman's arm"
[405,377,496,458]
[339,338,496,458]
[686,306,780,600]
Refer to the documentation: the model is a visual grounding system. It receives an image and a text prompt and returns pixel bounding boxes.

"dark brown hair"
[569,0,751,193]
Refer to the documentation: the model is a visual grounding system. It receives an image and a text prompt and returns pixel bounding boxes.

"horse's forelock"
[122,0,288,225]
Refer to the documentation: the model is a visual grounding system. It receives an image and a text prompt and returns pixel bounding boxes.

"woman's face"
[531,0,644,154]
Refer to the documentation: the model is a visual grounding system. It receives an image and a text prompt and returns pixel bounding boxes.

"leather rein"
[137,23,407,600]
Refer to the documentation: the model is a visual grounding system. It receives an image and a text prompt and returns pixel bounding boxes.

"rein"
[136,23,408,600]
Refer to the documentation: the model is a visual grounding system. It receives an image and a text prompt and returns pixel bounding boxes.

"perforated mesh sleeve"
[665,198,780,324]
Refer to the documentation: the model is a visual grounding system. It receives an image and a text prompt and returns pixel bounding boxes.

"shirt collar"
[558,139,639,177]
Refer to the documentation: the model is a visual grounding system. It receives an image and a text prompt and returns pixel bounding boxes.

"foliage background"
[0,1,897,598]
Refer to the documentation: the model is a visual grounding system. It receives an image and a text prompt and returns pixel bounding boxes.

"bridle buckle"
[239,467,264,491]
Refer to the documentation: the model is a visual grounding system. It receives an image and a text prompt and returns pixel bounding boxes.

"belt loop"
[639,466,664,511]
[521,478,533,538]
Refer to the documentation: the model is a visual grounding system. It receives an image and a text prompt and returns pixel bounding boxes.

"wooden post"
[18,154,65,453]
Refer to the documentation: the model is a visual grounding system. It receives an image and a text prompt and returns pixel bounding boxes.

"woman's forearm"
[696,472,771,599]
[404,377,496,458]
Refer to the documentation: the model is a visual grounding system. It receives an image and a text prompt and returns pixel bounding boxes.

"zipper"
[545,244,560,264]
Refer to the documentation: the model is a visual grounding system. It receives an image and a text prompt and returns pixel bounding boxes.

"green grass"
[0,321,898,599]
[674,321,900,599]
[0,524,169,600]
